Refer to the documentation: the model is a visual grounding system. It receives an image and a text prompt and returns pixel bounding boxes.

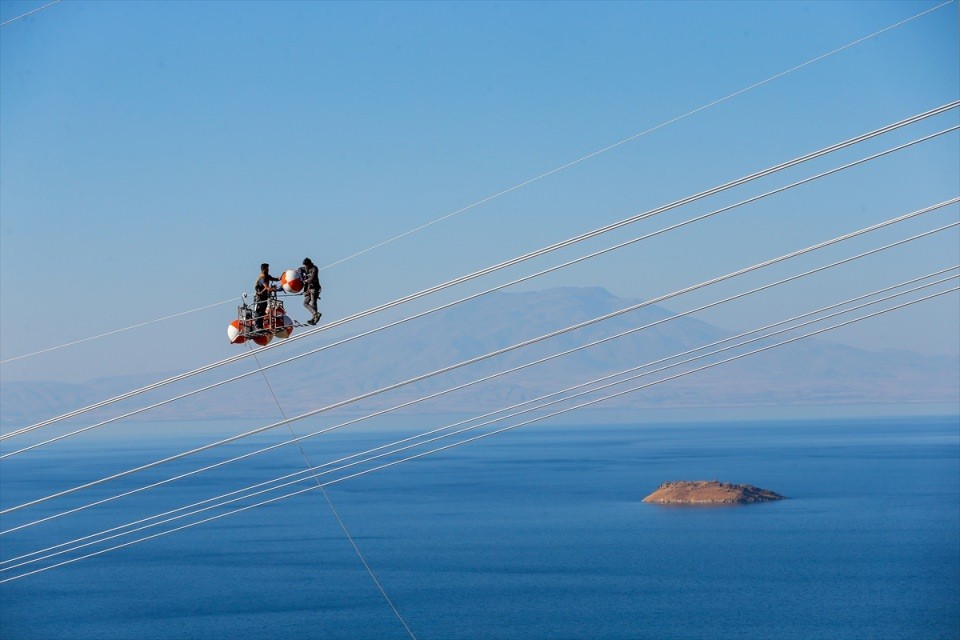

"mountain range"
[2,287,957,427]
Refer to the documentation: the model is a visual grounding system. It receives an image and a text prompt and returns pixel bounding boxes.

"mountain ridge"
[2,287,957,426]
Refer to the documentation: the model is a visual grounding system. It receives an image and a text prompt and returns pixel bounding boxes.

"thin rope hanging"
[245,345,418,640]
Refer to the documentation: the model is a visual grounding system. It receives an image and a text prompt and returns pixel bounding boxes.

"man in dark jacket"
[299,258,322,325]
[254,263,279,330]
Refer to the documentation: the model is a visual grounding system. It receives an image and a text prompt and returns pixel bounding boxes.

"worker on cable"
[254,263,279,330]
[299,257,322,325]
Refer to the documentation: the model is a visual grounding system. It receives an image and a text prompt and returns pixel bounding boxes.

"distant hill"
[2,287,958,427]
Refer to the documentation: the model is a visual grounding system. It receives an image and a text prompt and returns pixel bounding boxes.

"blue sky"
[1,0,958,382]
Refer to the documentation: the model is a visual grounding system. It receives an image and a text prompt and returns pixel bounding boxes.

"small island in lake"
[643,480,785,505]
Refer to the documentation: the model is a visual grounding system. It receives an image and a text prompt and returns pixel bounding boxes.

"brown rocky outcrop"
[642,480,784,505]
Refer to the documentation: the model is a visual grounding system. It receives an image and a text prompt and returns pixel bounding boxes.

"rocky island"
[643,481,784,505]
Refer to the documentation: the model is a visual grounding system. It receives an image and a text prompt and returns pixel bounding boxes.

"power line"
[0,299,236,365]
[6,267,955,572]
[322,289,959,488]
[2,0,955,595]
[5,102,955,440]
[0,0,61,28]
[3,202,955,518]
[6,227,956,538]
[4,284,955,584]
[5,125,954,457]
[315,0,956,272]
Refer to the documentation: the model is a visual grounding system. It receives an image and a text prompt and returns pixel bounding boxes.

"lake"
[1,414,958,639]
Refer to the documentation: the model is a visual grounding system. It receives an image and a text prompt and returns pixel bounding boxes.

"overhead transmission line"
[194,274,960,503]
[0,255,960,544]
[3,281,956,584]
[4,173,958,467]
[3,200,956,520]
[0,0,61,28]
[7,273,957,573]
[5,227,957,540]
[0,299,238,365]
[5,124,955,457]
[316,290,959,488]
[8,273,959,576]
[1,0,951,364]
[6,63,956,607]
[6,101,956,440]
[316,0,956,272]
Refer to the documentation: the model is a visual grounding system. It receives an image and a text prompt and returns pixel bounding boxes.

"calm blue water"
[1,415,958,640]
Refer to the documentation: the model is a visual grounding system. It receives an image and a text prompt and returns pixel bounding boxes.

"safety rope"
[245,343,418,640]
